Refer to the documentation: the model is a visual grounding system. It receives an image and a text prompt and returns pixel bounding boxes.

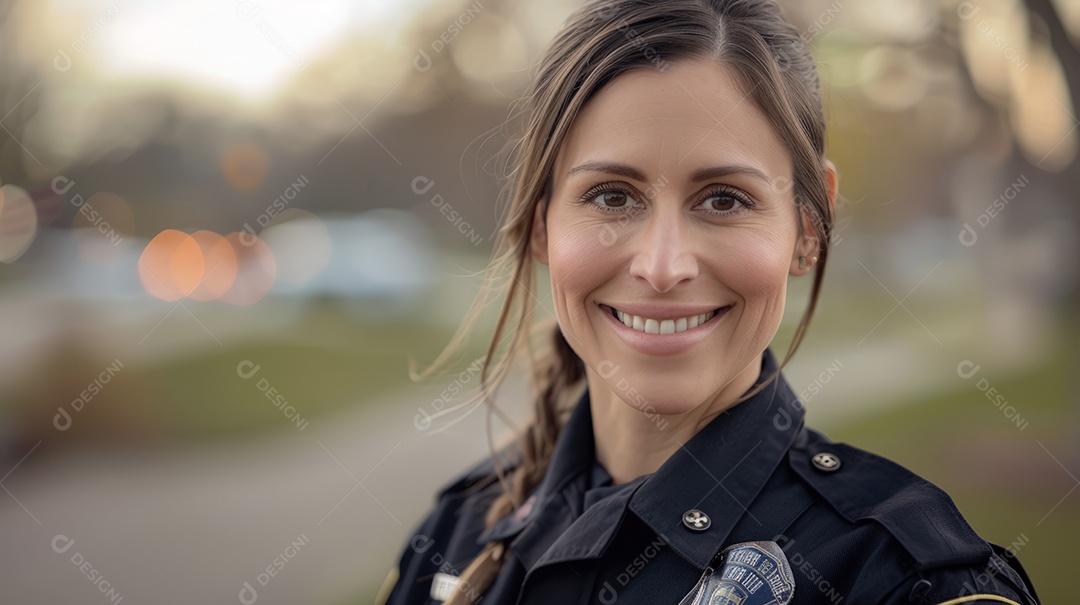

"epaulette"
[788,428,993,570]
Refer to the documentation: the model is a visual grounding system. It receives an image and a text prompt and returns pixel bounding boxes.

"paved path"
[0,373,530,605]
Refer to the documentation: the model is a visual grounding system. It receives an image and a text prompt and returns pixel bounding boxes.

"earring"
[799,256,807,270]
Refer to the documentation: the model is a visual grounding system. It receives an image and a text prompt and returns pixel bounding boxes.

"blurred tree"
[1022,0,1080,467]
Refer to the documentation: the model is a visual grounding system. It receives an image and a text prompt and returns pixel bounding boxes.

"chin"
[611,383,711,418]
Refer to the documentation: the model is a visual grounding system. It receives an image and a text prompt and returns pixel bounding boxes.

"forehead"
[554,59,792,184]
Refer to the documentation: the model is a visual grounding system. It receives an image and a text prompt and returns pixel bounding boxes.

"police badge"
[677,541,795,605]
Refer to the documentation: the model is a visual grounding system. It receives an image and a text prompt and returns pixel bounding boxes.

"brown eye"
[703,196,738,212]
[577,183,643,214]
[699,186,754,216]
[597,191,629,208]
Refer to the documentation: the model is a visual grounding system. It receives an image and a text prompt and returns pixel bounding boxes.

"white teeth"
[615,308,720,334]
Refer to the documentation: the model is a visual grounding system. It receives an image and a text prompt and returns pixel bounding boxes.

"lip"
[597,302,732,356]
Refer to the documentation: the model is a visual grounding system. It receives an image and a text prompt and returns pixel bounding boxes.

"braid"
[444,324,584,604]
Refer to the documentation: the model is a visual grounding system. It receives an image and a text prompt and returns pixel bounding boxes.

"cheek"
[546,220,613,301]
[544,221,615,354]
[716,234,792,350]
[716,231,793,302]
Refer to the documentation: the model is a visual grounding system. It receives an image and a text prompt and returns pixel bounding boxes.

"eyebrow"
[566,161,772,184]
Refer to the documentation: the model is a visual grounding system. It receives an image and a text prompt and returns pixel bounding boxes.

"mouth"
[599,303,732,335]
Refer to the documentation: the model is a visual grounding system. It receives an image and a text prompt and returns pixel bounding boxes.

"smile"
[610,307,720,334]
[597,303,733,356]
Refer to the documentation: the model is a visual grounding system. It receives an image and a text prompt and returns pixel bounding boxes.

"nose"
[628,204,698,293]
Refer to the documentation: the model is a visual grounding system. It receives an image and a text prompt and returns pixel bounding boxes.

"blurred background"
[0,0,1076,602]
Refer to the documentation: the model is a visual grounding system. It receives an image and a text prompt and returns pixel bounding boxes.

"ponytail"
[443,323,585,603]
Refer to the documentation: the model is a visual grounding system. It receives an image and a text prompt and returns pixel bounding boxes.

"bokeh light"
[138,229,277,304]
[450,13,529,99]
[188,230,239,302]
[260,208,331,287]
[220,232,276,306]
[137,230,205,302]
[0,184,39,263]
[858,46,929,111]
[220,142,270,192]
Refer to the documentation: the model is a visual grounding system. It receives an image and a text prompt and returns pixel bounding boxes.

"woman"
[378,0,1041,603]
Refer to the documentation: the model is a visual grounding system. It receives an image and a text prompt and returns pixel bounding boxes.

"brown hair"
[407,0,834,601]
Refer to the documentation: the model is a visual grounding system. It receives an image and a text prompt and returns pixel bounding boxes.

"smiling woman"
[535,60,824,429]
[379,1,1041,604]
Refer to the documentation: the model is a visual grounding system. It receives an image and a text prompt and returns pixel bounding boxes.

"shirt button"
[812,452,841,472]
[682,509,711,531]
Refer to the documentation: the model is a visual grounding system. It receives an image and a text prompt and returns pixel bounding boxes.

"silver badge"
[678,541,795,605]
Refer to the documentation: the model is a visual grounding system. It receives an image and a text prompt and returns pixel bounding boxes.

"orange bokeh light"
[138,230,205,301]
[138,229,277,304]
[220,143,269,192]
[188,230,239,301]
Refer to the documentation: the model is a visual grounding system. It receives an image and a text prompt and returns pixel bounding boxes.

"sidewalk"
[0,374,529,605]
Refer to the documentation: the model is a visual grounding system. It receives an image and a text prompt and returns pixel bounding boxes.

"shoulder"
[433,439,524,500]
[783,427,1040,604]
[415,440,524,544]
[400,439,525,557]
[380,443,523,605]
[787,427,988,568]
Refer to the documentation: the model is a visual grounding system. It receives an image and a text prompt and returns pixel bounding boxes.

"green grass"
[151,340,405,439]
[149,309,491,440]
[9,302,493,443]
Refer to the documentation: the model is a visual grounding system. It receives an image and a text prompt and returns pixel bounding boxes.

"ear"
[824,158,839,214]
[789,210,818,277]
[530,201,549,266]
[789,159,839,276]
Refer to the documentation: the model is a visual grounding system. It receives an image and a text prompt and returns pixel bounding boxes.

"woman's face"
[531,58,828,416]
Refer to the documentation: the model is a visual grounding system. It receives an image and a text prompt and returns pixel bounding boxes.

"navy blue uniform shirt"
[378,347,1040,605]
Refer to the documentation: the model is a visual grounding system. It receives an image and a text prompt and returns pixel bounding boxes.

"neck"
[587,356,763,486]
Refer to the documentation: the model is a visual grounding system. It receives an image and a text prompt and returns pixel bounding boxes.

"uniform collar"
[475,382,599,547]
[628,346,806,570]
[476,347,806,573]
